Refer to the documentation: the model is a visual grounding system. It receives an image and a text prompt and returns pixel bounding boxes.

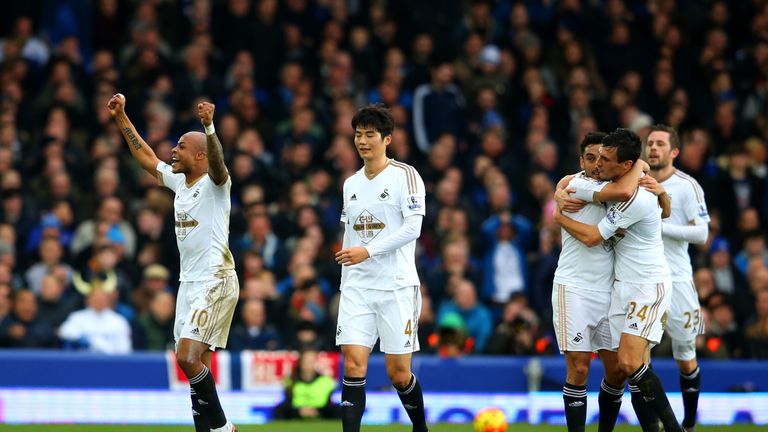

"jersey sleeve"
[156,161,185,194]
[682,181,710,225]
[400,167,426,218]
[597,196,645,239]
[568,175,609,202]
[210,174,232,199]
[340,179,348,224]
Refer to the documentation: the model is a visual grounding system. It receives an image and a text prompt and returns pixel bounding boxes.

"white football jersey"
[157,162,235,282]
[340,160,425,291]
[554,172,615,292]
[661,170,710,281]
[597,187,671,283]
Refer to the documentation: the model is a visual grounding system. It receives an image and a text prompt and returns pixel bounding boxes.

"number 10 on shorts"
[191,309,209,327]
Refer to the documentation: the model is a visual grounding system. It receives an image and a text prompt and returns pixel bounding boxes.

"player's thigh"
[666,280,704,337]
[336,287,378,349]
[615,280,672,345]
[552,283,611,353]
[179,275,239,349]
[174,282,192,343]
[375,286,421,354]
[617,332,649,370]
[665,281,703,361]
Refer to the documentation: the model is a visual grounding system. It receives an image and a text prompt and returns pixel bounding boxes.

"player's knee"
[603,368,626,387]
[176,352,203,376]
[676,357,697,375]
[672,341,697,366]
[567,361,590,384]
[387,369,412,389]
[617,351,641,376]
[343,358,368,377]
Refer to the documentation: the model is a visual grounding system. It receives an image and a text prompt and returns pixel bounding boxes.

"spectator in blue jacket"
[437,278,492,352]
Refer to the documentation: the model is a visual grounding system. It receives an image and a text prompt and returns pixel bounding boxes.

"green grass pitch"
[0,423,765,431]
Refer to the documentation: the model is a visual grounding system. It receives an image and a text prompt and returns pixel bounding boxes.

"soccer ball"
[474,407,508,432]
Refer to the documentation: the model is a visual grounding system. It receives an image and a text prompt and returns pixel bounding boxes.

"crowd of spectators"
[0,0,767,360]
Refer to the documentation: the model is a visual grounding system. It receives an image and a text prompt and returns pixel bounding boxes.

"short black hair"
[601,128,641,163]
[351,103,394,138]
[579,132,607,155]
[649,124,681,150]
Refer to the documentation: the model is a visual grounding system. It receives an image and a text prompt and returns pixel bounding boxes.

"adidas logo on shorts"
[404,340,411,348]
[191,328,201,336]
[629,322,638,330]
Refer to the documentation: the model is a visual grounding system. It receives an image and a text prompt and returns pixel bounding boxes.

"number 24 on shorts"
[627,301,649,321]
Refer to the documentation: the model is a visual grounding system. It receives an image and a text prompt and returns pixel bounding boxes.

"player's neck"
[650,165,676,183]
[184,170,207,187]
[364,156,390,179]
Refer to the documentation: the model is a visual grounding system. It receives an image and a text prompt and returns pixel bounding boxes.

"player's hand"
[552,203,562,222]
[198,101,215,126]
[638,159,651,174]
[639,175,665,196]
[335,246,370,266]
[107,93,126,117]
[556,174,575,191]
[555,187,586,213]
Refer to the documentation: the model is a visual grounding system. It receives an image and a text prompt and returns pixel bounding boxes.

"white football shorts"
[175,274,239,350]
[336,285,421,354]
[552,283,613,353]
[609,279,672,348]
[663,280,704,360]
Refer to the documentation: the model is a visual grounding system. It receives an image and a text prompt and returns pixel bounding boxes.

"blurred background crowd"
[0,0,768,361]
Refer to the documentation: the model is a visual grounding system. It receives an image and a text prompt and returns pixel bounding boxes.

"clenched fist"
[198,102,215,126]
[107,93,126,117]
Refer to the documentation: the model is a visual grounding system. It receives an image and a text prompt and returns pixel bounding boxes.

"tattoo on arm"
[124,127,142,151]
[206,133,228,184]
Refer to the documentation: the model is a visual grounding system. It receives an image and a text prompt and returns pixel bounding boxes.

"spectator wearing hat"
[430,311,471,358]
[24,210,74,255]
[709,236,747,297]
[133,264,172,315]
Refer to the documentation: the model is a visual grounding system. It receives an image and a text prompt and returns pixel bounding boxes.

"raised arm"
[198,102,229,185]
[107,93,161,177]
